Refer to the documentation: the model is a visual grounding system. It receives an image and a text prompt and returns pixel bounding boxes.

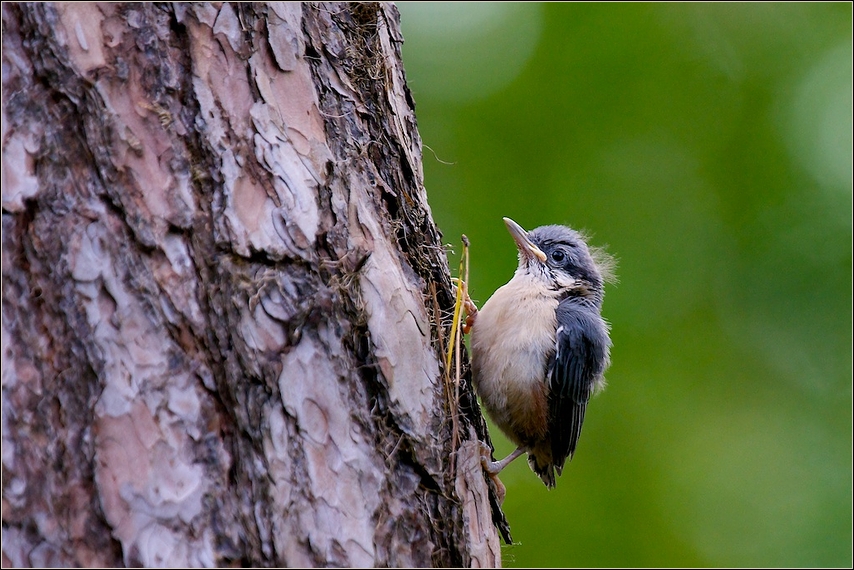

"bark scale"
[1,3,508,567]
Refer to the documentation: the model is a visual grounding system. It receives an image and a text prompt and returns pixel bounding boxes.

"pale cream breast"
[470,273,558,446]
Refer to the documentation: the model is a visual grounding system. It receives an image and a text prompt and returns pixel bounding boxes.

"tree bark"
[1,3,508,567]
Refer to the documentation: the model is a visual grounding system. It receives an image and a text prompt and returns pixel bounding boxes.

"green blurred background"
[397,3,852,567]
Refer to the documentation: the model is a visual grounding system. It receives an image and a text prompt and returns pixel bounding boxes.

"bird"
[466,217,613,488]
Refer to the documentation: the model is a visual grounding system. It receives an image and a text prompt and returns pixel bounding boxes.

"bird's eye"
[551,250,566,262]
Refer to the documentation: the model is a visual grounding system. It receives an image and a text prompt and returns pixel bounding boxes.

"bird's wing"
[548,303,607,471]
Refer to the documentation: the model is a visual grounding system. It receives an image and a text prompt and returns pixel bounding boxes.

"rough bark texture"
[1,3,508,567]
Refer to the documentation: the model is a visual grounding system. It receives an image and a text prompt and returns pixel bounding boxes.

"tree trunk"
[1,3,508,567]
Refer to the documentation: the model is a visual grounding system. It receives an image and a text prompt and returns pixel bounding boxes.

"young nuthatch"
[467,218,612,488]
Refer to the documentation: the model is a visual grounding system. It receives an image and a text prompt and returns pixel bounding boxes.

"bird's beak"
[503,217,547,263]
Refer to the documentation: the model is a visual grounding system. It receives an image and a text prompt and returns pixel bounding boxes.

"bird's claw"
[478,441,494,468]
[478,441,501,474]
[478,442,507,504]
[455,280,478,334]
[463,298,477,335]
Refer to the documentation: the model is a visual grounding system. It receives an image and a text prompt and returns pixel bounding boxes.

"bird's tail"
[528,444,559,489]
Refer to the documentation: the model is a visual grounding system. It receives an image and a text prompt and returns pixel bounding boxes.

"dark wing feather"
[548,301,610,471]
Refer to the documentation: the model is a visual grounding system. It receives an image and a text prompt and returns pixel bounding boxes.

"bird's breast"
[470,275,559,446]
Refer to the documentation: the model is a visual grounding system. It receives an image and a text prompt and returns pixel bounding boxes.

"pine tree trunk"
[1,3,508,566]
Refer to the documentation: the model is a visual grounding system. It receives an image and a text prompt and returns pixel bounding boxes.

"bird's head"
[503,217,615,306]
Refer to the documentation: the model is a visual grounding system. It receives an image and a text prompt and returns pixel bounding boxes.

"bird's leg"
[478,443,526,504]
[480,444,526,474]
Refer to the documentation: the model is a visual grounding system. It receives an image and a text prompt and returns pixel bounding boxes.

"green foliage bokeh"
[398,2,852,567]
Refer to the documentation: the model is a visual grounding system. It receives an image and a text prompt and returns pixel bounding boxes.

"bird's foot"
[478,442,507,504]
[463,298,477,334]
[484,445,526,474]
[451,278,478,334]
[461,284,478,335]
[478,441,496,472]
[479,443,529,504]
